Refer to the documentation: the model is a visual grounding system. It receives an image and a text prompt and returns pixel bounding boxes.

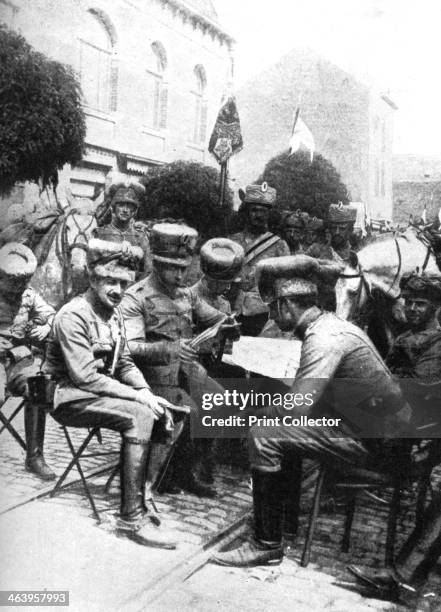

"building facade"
[392,154,441,225]
[0,0,232,218]
[230,48,396,220]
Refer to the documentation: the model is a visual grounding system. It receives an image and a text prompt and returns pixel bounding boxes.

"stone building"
[0,0,232,218]
[392,154,441,225]
[230,47,396,221]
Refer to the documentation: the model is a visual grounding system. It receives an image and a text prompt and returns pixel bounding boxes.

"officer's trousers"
[53,396,155,443]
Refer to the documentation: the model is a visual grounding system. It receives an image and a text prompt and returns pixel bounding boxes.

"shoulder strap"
[244,233,281,266]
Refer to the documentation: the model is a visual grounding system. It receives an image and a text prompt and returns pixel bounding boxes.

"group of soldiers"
[1,178,440,604]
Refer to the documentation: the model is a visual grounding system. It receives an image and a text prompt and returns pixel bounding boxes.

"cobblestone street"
[0,397,440,611]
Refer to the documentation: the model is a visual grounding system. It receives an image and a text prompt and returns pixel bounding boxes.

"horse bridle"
[56,208,95,299]
[338,234,434,319]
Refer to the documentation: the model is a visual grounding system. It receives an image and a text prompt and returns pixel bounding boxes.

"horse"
[335,226,440,356]
[28,208,97,310]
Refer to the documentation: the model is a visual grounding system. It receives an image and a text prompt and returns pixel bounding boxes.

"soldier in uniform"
[282,211,306,255]
[229,183,290,337]
[191,238,245,483]
[212,255,412,568]
[346,272,441,602]
[92,180,151,280]
[43,239,178,548]
[121,224,240,497]
[0,243,56,480]
[325,202,357,262]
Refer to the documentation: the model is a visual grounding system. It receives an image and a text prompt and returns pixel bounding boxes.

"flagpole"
[219,159,228,207]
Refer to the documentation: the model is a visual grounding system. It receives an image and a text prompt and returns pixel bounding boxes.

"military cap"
[151,223,198,267]
[87,239,143,282]
[0,242,37,279]
[200,238,245,281]
[239,182,277,208]
[306,216,324,231]
[283,210,306,229]
[325,203,357,224]
[400,273,441,302]
[256,254,343,304]
[107,179,145,209]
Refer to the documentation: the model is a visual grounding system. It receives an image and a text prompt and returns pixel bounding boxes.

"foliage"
[0,25,86,194]
[256,150,350,218]
[139,160,234,240]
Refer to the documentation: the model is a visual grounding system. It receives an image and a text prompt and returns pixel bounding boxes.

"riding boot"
[144,441,176,525]
[211,470,284,567]
[24,402,56,480]
[281,456,302,549]
[117,438,177,549]
[194,438,215,485]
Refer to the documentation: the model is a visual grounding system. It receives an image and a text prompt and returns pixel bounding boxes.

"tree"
[0,25,86,195]
[256,150,350,218]
[140,160,234,240]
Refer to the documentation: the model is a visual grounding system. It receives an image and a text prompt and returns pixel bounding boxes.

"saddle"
[0,211,62,262]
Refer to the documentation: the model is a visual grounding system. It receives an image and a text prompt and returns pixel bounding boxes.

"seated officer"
[121,223,240,497]
[212,255,412,567]
[93,180,151,280]
[0,243,55,480]
[44,239,178,548]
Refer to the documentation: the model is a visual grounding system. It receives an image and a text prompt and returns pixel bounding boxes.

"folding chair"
[0,396,26,451]
[50,426,119,523]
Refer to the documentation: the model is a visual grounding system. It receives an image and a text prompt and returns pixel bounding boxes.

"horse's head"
[62,210,97,295]
[335,251,371,321]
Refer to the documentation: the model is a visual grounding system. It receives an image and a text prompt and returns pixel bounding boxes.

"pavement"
[0,397,440,612]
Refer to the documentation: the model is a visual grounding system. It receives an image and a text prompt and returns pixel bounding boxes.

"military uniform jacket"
[229,230,290,317]
[93,220,151,279]
[121,272,224,386]
[387,327,441,380]
[283,308,409,437]
[44,292,148,408]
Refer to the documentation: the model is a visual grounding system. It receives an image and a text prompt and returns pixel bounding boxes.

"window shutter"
[159,85,168,130]
[110,57,118,112]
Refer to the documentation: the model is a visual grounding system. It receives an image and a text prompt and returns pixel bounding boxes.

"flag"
[289,109,315,162]
[422,202,427,224]
[208,95,243,165]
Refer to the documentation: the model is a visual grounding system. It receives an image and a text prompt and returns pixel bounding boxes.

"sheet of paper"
[223,336,302,385]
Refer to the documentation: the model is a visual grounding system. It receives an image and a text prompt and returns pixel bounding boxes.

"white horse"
[29,208,97,310]
[335,227,440,355]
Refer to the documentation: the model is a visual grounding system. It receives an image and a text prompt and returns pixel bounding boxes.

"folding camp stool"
[0,396,26,451]
[300,462,433,568]
[50,426,119,523]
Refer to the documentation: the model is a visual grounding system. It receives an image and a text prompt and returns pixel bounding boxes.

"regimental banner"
[208,95,243,164]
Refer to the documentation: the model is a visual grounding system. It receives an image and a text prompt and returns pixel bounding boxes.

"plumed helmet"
[150,223,198,267]
[200,238,245,281]
[87,239,143,282]
[256,254,343,304]
[238,182,277,208]
[0,242,37,280]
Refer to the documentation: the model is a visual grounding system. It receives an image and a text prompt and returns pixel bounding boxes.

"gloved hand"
[135,388,165,420]
[220,315,241,342]
[179,339,198,364]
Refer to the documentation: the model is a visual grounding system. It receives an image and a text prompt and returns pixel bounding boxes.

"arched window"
[78,9,117,112]
[145,42,168,130]
[191,65,208,144]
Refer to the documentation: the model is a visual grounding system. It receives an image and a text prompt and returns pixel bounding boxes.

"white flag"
[289,116,315,162]
[422,203,427,224]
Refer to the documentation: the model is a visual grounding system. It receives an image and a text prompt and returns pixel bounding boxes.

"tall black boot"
[117,438,177,549]
[24,402,55,480]
[211,470,284,567]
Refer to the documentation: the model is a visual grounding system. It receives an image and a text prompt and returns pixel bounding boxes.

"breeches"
[6,356,41,396]
[249,421,371,473]
[52,396,155,443]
